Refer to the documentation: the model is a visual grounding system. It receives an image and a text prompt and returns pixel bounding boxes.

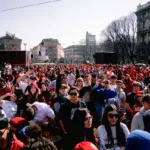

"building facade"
[85,32,96,63]
[136,2,150,63]
[31,38,64,63]
[0,33,22,51]
[64,45,86,64]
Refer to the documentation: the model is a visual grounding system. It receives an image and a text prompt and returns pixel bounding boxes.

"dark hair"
[72,108,90,129]
[142,94,150,103]
[21,136,57,150]
[25,108,35,121]
[102,104,126,147]
[69,86,79,94]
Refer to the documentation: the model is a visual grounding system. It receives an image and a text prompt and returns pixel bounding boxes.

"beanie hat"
[126,130,150,150]
[74,141,98,150]
[0,114,8,130]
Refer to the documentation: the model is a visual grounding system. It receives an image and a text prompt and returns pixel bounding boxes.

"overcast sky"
[0,0,148,49]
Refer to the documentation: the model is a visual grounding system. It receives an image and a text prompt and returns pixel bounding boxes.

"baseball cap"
[74,141,98,150]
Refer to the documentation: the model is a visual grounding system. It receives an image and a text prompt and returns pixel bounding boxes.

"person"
[0,93,17,121]
[125,81,141,128]
[131,94,150,132]
[0,114,24,150]
[126,130,150,150]
[68,108,95,149]
[115,80,126,115]
[109,75,117,90]
[21,124,57,150]
[25,101,55,124]
[75,77,84,91]
[97,104,129,150]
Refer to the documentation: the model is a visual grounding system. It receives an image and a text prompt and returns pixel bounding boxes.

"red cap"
[49,87,55,91]
[74,142,98,150]
[136,91,143,96]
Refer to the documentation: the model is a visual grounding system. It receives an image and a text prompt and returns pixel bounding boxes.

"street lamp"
[73,42,75,64]
[24,43,27,51]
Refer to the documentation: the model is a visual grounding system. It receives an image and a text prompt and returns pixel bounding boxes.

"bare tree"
[101,12,137,64]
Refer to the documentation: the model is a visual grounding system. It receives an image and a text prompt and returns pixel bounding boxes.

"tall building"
[64,45,85,64]
[31,38,64,63]
[85,32,96,63]
[136,2,150,63]
[0,32,22,51]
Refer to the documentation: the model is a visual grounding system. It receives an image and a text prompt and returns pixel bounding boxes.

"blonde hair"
[75,77,84,88]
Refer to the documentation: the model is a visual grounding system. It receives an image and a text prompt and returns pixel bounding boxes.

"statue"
[40,41,46,56]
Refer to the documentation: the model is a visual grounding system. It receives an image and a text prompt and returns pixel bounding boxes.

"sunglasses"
[108,113,119,119]
[69,92,78,96]
[85,116,93,121]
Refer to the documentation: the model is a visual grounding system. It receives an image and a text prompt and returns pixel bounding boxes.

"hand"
[6,93,11,97]
[26,103,31,107]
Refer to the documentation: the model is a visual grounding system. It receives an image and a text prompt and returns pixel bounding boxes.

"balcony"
[137,2,150,11]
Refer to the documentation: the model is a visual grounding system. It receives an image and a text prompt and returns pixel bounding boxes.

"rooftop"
[137,2,150,11]
[0,33,21,40]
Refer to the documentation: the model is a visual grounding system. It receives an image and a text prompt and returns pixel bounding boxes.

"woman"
[68,108,95,150]
[97,104,129,150]
[133,91,143,115]
[75,77,84,91]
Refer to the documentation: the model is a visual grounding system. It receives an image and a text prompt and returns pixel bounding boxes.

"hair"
[72,108,90,129]
[75,77,84,88]
[142,94,150,103]
[21,125,57,150]
[69,86,79,94]
[25,108,35,121]
[102,104,126,147]
[71,108,95,146]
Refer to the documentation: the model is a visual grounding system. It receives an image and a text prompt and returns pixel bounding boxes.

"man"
[53,84,68,114]
[131,94,150,132]
[109,75,117,90]
[59,86,86,135]
[26,101,55,124]
[115,80,126,114]
[0,93,17,121]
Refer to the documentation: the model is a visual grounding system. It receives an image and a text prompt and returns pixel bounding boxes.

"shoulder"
[120,123,128,130]
[97,125,105,132]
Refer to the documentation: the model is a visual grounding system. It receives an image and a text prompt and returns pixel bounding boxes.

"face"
[31,86,37,93]
[84,113,93,128]
[84,75,91,82]
[143,101,150,111]
[61,77,67,84]
[137,95,143,102]
[116,83,122,88]
[69,89,79,101]
[50,90,55,96]
[10,94,17,102]
[133,85,140,92]
[91,76,97,83]
[104,82,110,89]
[77,79,84,86]
[59,87,68,96]
[107,110,119,126]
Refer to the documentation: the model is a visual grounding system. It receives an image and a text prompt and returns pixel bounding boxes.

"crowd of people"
[0,63,150,150]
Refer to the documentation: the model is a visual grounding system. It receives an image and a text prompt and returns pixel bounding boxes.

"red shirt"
[0,86,11,96]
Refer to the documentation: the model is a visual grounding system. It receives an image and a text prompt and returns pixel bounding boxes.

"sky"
[0,0,148,50]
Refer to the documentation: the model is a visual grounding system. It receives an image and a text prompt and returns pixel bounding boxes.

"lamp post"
[24,43,27,51]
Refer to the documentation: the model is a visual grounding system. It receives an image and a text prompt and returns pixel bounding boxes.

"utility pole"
[73,42,75,64]
[24,43,27,51]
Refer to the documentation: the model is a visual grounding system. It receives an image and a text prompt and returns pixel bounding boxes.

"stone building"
[0,32,22,51]
[136,2,150,63]
[31,38,64,63]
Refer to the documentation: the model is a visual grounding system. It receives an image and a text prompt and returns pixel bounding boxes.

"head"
[116,80,123,89]
[84,73,91,83]
[61,74,67,84]
[29,76,37,84]
[142,94,150,111]
[9,93,17,103]
[102,104,120,126]
[25,107,36,121]
[72,108,92,129]
[132,81,141,93]
[29,83,38,94]
[98,74,105,85]
[103,80,110,90]
[69,86,79,103]
[135,91,143,103]
[41,83,47,91]
[59,84,68,96]
[110,75,117,84]
[76,77,84,88]
[49,87,56,96]
[91,74,97,84]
